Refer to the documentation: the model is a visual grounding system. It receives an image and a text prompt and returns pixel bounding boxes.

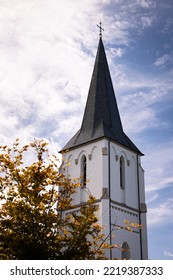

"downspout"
[108,140,112,259]
[137,155,143,260]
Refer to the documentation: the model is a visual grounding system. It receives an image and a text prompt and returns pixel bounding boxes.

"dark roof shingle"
[61,38,143,155]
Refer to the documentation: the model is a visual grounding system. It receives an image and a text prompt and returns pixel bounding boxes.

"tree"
[0,139,105,260]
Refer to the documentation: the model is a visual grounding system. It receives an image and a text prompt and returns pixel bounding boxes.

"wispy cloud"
[1,0,158,146]
[141,16,155,28]
[164,250,173,258]
[147,198,173,226]
[146,192,158,203]
[143,141,173,192]
[0,0,100,145]
[144,141,173,229]
[137,0,156,8]
[109,47,125,58]
[118,83,171,135]
[154,53,173,67]
[163,18,173,33]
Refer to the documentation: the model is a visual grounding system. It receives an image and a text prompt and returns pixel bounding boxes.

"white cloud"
[143,140,173,193]
[117,85,170,135]
[1,0,145,148]
[0,0,172,172]
[137,0,156,8]
[143,140,173,229]
[109,47,125,58]
[147,198,173,227]
[146,192,158,203]
[0,0,100,145]
[141,16,155,28]
[164,250,173,257]
[146,177,173,193]
[154,54,173,67]
[0,0,171,162]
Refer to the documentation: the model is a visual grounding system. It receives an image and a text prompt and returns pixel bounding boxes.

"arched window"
[120,156,125,189]
[121,242,130,260]
[81,155,87,187]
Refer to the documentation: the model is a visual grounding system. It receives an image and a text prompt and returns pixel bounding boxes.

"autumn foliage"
[0,139,105,260]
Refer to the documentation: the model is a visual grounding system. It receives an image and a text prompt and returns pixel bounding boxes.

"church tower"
[60,35,148,260]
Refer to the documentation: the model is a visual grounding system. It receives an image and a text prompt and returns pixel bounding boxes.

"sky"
[0,0,173,260]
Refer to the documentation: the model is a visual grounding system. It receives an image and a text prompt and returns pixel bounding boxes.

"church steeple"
[62,38,143,155]
[60,34,148,260]
[80,37,124,141]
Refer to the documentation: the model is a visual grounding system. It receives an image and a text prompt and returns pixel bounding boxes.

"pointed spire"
[62,38,143,155]
[80,37,123,139]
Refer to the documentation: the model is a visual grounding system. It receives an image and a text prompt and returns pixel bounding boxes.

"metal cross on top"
[97,21,104,38]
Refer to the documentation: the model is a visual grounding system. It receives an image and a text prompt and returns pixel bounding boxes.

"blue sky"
[0,0,173,260]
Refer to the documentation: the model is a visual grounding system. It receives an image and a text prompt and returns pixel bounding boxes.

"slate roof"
[61,38,143,155]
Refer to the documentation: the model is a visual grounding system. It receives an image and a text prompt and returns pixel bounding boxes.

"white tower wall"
[61,138,148,259]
